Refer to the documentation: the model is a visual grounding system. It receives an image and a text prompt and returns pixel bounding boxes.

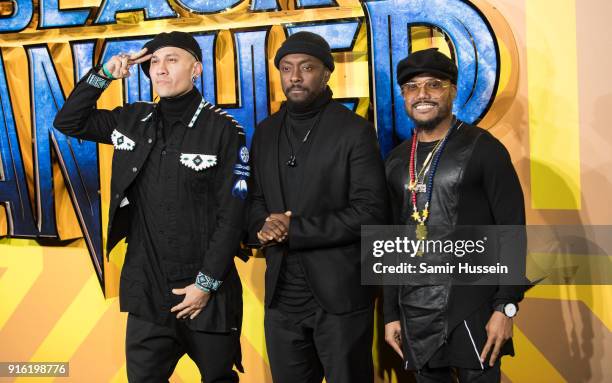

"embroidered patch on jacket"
[110,129,136,151]
[231,145,249,199]
[180,153,217,171]
[238,145,249,164]
[232,179,248,200]
[233,164,250,177]
[119,197,130,208]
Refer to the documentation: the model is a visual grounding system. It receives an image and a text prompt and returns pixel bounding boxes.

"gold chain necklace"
[408,138,443,193]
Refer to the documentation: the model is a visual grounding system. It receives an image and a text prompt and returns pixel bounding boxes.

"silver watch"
[495,303,518,318]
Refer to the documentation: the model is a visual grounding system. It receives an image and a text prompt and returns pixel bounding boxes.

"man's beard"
[414,112,447,131]
[411,103,452,131]
[286,86,320,107]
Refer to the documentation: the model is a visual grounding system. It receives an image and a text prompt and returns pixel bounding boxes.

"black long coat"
[248,100,389,314]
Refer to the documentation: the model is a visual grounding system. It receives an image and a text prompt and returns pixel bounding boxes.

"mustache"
[287,85,308,91]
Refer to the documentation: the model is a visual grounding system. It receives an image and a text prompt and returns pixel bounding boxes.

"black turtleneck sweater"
[273,87,332,318]
[125,86,202,325]
[158,87,200,143]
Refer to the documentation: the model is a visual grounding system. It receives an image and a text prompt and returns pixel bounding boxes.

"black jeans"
[264,305,374,383]
[125,313,240,383]
[414,362,501,383]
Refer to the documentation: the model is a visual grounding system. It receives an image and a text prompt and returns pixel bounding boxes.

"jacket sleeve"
[383,285,401,324]
[53,69,121,145]
[288,124,389,250]
[199,119,248,282]
[382,152,403,324]
[478,133,527,306]
[247,127,269,245]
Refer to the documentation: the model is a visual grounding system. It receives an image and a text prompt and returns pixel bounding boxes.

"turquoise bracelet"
[195,272,222,293]
[101,64,114,80]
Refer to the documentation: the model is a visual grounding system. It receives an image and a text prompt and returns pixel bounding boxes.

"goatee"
[414,112,448,131]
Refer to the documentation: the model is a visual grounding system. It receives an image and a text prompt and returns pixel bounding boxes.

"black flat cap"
[141,31,202,78]
[274,31,334,72]
[396,48,458,85]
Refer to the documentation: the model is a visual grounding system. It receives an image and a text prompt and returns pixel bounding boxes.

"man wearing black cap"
[248,31,388,383]
[383,48,526,382]
[54,31,247,382]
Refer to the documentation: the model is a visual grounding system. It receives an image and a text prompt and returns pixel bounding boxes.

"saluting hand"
[98,48,152,80]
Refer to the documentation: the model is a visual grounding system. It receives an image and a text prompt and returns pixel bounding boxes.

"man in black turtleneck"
[248,32,388,383]
[54,32,246,382]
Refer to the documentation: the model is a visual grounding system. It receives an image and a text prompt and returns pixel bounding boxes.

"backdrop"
[0,0,610,381]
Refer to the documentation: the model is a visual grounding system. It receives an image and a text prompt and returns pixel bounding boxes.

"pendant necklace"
[284,107,326,167]
[408,120,461,249]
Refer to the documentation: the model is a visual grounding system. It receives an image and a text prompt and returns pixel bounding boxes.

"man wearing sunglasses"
[383,48,526,382]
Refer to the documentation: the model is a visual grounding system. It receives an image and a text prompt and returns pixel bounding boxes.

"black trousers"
[414,362,501,383]
[125,313,240,383]
[264,305,374,383]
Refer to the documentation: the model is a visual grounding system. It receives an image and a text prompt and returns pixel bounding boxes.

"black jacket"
[248,100,389,314]
[384,122,526,368]
[53,70,247,331]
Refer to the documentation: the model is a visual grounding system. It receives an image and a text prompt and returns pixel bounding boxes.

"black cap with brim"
[140,31,202,78]
[396,48,458,85]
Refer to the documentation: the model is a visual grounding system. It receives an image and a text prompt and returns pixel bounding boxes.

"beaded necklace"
[409,139,443,193]
[408,119,461,242]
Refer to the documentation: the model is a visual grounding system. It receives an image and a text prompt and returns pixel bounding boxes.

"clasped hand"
[257,211,292,245]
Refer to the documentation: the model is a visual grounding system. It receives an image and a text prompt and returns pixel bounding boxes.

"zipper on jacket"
[398,286,411,370]
[464,319,485,370]
[441,279,452,344]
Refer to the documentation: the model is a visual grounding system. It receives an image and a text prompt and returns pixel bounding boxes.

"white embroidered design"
[239,146,249,163]
[187,99,207,128]
[120,197,130,208]
[180,153,217,171]
[141,112,153,122]
[205,102,245,131]
[111,129,136,151]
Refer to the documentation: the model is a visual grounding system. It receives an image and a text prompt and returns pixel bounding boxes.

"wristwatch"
[494,302,518,318]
